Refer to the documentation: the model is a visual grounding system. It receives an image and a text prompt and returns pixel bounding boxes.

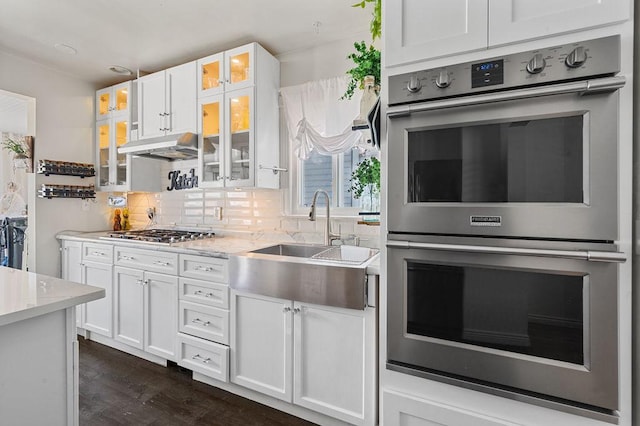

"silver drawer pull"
[120,255,134,261]
[92,251,105,256]
[192,318,211,326]
[192,354,211,364]
[154,261,170,266]
[194,290,215,298]
[195,266,213,272]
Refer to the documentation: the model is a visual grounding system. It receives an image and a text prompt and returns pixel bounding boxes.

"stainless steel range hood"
[117,132,198,161]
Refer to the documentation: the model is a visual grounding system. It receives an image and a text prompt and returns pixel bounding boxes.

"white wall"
[277,31,373,87]
[0,49,109,277]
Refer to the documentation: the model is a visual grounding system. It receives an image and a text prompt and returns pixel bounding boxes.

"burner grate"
[103,229,215,244]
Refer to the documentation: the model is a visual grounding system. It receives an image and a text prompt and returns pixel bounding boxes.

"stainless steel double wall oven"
[385,36,627,420]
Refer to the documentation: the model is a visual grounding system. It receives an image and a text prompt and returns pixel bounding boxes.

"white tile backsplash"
[126,188,379,247]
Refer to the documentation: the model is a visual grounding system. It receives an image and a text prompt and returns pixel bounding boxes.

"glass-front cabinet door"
[197,53,224,97]
[114,118,128,186]
[96,118,128,189]
[96,82,130,120]
[199,95,225,187]
[224,44,254,91]
[97,121,111,187]
[227,88,253,185]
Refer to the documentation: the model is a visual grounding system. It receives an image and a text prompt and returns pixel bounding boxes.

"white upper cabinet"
[385,0,488,67]
[224,44,255,91]
[198,52,225,97]
[95,80,161,192]
[138,61,197,140]
[96,81,131,120]
[197,44,255,98]
[488,0,631,46]
[198,42,280,189]
[385,0,631,67]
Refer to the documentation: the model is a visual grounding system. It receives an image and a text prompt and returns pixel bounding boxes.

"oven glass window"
[407,116,583,203]
[406,262,584,364]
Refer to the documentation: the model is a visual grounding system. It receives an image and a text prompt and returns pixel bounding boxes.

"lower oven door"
[386,237,625,411]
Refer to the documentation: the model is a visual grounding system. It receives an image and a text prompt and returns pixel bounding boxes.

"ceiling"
[0,0,371,87]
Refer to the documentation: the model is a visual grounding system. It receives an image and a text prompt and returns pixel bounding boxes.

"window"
[280,76,379,216]
[300,148,362,208]
[290,146,379,216]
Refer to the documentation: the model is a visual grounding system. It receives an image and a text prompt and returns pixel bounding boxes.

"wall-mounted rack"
[37,159,95,178]
[38,184,96,199]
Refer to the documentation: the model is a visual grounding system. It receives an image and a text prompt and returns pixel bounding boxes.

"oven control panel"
[388,35,620,106]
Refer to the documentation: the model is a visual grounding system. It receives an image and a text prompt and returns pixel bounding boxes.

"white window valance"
[280,76,370,160]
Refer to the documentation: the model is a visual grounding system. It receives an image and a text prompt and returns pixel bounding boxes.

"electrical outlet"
[212,207,222,221]
[82,199,90,211]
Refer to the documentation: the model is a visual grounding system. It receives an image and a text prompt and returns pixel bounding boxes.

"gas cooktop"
[101,229,215,244]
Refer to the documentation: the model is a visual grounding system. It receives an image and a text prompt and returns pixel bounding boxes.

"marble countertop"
[0,267,104,327]
[56,230,282,258]
[57,230,381,274]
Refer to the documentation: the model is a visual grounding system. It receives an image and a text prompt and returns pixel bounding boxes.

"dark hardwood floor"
[79,337,316,426]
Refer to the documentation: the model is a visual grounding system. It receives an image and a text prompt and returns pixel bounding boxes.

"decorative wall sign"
[167,168,198,191]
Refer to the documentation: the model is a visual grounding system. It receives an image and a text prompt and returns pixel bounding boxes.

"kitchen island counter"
[0,265,104,326]
[0,266,104,426]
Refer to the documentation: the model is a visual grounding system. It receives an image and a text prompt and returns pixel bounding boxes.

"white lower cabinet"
[82,260,114,337]
[293,303,368,424]
[231,292,292,401]
[114,266,178,360]
[383,389,520,426]
[177,333,229,382]
[179,300,229,344]
[60,240,83,328]
[176,254,230,383]
[231,290,375,426]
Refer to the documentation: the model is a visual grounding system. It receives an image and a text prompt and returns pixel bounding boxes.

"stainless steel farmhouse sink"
[249,243,329,258]
[230,243,379,310]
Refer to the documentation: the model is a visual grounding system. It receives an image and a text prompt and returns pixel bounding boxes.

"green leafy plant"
[2,137,27,157]
[352,0,381,41]
[349,157,380,211]
[341,41,381,100]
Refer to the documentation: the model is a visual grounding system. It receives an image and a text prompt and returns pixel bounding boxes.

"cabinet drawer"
[177,333,228,382]
[179,278,229,309]
[82,243,114,264]
[179,300,229,345]
[114,247,178,275]
[179,254,228,283]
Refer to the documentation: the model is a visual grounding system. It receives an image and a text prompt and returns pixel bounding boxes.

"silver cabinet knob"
[406,75,422,93]
[526,54,546,74]
[435,70,451,88]
[565,46,587,68]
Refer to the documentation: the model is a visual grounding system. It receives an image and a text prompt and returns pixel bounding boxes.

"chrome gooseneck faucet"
[309,189,340,246]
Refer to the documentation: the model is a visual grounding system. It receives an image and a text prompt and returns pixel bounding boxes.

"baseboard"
[191,372,352,426]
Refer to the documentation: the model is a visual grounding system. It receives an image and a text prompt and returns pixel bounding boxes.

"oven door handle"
[386,240,627,263]
[387,76,626,118]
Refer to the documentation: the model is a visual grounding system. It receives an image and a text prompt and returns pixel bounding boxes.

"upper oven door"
[387,78,624,241]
